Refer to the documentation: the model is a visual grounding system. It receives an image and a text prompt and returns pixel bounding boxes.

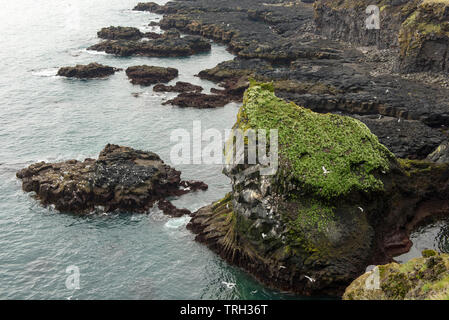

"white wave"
[164,216,191,229]
[31,68,59,77]
[80,48,109,56]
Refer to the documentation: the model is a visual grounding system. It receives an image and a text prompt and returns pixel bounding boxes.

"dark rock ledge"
[97,26,163,40]
[126,65,179,86]
[163,92,232,108]
[16,144,207,216]
[57,63,121,79]
[153,81,203,93]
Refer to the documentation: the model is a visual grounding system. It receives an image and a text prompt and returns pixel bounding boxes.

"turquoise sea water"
[0,0,447,300]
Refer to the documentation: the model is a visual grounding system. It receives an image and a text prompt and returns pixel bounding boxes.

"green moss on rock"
[237,82,394,199]
[344,252,449,300]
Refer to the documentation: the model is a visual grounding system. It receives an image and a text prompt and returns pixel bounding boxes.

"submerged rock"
[16,144,207,215]
[343,250,449,300]
[153,81,203,93]
[126,65,179,86]
[57,63,120,79]
[163,92,232,108]
[187,83,449,296]
[87,35,211,57]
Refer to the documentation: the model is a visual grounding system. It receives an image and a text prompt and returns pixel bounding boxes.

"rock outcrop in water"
[344,250,449,300]
[126,65,179,86]
[133,2,165,13]
[163,92,232,108]
[16,144,207,216]
[187,83,449,296]
[97,26,163,40]
[57,63,120,79]
[146,0,449,161]
[153,81,203,93]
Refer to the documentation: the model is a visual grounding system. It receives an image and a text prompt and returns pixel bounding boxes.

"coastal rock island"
[16,144,207,216]
[57,63,121,79]
[187,83,449,296]
[125,65,179,86]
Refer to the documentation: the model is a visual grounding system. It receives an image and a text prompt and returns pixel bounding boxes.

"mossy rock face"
[344,252,449,300]
[189,83,449,296]
[315,0,449,72]
[399,0,449,72]
[237,82,394,199]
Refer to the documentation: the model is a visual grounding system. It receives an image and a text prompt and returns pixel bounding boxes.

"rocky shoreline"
[25,0,449,299]
[145,0,448,160]
[130,0,449,298]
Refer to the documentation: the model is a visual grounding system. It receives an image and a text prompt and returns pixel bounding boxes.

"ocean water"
[0,0,302,300]
[0,0,447,300]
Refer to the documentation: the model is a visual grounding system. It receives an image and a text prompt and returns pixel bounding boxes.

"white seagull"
[304,275,316,283]
[322,166,330,175]
[222,281,236,289]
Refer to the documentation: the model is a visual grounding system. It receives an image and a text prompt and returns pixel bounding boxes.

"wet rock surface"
[126,65,179,86]
[153,81,203,93]
[16,144,207,215]
[57,63,120,79]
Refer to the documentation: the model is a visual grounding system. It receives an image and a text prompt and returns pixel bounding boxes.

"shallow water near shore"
[0,0,448,300]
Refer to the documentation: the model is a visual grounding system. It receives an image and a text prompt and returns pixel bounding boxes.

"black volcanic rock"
[352,115,446,160]
[153,81,203,93]
[16,144,207,215]
[98,26,144,40]
[126,65,179,86]
[87,35,211,57]
[133,2,163,13]
[163,92,231,108]
[97,26,163,40]
[57,63,120,79]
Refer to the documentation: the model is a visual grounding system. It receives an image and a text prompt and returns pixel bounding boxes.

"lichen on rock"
[238,81,394,199]
[344,250,449,300]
